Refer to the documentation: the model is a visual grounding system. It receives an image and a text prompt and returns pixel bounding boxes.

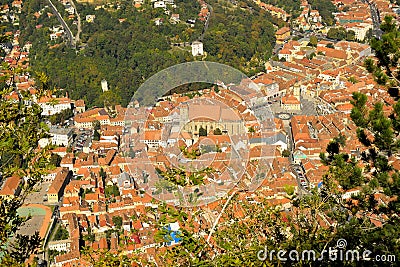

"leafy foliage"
[54,227,69,241]
[370,16,400,85]
[260,0,301,16]
[351,93,397,154]
[157,167,206,187]
[0,36,52,265]
[198,126,207,137]
[204,0,275,75]
[213,127,222,135]
[105,184,120,198]
[22,0,277,107]
[48,108,74,125]
[327,27,356,41]
[112,216,123,229]
[50,153,62,167]
[308,0,337,26]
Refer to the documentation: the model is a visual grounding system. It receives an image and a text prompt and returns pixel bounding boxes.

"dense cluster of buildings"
[255,0,291,22]
[0,0,22,25]
[293,0,324,31]
[2,0,400,266]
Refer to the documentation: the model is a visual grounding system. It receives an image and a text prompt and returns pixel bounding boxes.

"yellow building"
[47,168,71,203]
[276,27,291,44]
[179,104,245,136]
[0,175,21,200]
[281,94,301,110]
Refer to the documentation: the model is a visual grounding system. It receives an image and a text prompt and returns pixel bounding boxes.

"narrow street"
[361,0,383,38]
[70,0,81,44]
[46,0,76,47]
[199,3,213,41]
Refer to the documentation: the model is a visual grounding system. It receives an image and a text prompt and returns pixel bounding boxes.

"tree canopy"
[21,0,277,108]
[0,36,52,265]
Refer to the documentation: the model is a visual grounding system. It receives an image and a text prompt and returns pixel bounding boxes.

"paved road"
[46,0,76,47]
[70,0,81,44]
[361,0,383,38]
[199,3,213,41]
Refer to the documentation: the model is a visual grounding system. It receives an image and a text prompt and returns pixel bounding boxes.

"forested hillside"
[21,0,277,107]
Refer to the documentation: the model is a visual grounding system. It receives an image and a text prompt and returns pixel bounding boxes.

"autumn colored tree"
[0,40,52,264]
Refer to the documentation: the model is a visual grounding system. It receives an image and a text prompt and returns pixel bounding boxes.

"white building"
[345,23,373,41]
[65,6,74,15]
[38,138,50,148]
[101,79,108,92]
[48,239,71,252]
[191,41,204,56]
[86,14,95,23]
[38,97,72,116]
[140,130,166,149]
[154,1,166,8]
[50,127,74,146]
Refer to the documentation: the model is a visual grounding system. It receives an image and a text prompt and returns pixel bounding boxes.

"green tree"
[364,58,376,73]
[380,15,397,33]
[308,0,337,25]
[48,108,74,125]
[350,92,368,128]
[309,35,318,47]
[128,148,136,158]
[346,30,356,41]
[54,227,69,241]
[105,184,120,198]
[0,40,51,265]
[281,149,290,157]
[99,88,123,107]
[92,120,101,131]
[326,43,334,48]
[374,68,389,85]
[370,16,400,80]
[93,129,100,141]
[327,27,347,40]
[50,153,62,167]
[213,128,222,135]
[112,216,123,229]
[99,167,107,181]
[198,126,207,137]
[369,102,395,153]
[348,76,358,84]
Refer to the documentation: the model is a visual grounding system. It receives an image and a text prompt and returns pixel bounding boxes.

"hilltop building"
[191,41,204,56]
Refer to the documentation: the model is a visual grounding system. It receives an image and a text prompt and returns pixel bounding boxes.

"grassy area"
[54,226,69,241]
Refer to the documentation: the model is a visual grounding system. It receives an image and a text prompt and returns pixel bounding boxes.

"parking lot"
[291,164,314,192]
[72,129,92,152]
